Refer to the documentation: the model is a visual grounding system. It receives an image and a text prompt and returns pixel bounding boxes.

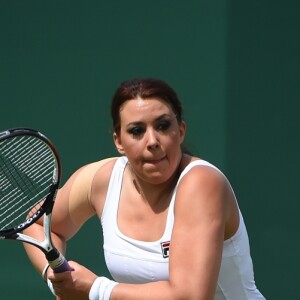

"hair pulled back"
[111,78,183,134]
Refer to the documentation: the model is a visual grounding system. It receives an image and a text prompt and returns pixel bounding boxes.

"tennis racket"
[0,127,72,273]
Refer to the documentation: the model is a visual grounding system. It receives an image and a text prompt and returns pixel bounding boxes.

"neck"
[128,164,180,211]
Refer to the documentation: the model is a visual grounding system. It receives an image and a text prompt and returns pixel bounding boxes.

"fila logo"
[161,241,170,258]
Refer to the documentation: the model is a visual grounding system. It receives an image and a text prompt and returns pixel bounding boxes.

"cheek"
[169,129,183,145]
[166,133,184,155]
[121,137,144,157]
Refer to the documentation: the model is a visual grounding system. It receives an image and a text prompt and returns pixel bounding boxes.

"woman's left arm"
[168,165,230,299]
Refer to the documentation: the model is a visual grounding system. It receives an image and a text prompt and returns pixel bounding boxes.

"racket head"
[0,128,61,237]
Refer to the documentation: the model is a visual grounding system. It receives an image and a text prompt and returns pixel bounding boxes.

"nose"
[146,128,159,150]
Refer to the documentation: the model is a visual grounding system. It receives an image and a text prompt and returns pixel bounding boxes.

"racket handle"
[48,252,74,273]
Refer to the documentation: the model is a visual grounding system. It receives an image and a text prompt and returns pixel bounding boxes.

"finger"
[48,270,73,281]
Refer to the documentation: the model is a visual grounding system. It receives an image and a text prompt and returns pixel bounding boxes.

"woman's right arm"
[23,158,117,277]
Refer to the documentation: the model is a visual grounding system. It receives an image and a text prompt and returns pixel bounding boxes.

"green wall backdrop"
[226,1,300,298]
[0,1,299,299]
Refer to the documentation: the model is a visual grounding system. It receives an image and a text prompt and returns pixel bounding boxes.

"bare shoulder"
[178,156,228,191]
[175,158,233,220]
[182,161,228,190]
[175,158,239,239]
[67,157,118,199]
[89,157,118,215]
[63,157,118,227]
[77,157,118,189]
[90,157,118,189]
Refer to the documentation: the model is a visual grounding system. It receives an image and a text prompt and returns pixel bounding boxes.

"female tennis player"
[24,78,265,299]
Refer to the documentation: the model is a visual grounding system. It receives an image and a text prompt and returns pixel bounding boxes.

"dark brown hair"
[111,78,183,134]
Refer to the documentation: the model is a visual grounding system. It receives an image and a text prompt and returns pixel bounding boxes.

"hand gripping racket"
[0,128,73,273]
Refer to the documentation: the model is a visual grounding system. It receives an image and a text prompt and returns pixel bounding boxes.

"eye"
[156,120,172,131]
[127,126,145,136]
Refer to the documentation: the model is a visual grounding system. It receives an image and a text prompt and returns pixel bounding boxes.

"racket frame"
[0,128,72,272]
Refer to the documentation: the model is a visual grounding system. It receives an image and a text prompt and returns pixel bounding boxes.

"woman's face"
[113,97,186,184]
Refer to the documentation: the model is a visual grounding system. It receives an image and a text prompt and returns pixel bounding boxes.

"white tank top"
[101,157,265,299]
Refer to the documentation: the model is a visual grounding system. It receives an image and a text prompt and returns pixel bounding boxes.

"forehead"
[119,98,173,118]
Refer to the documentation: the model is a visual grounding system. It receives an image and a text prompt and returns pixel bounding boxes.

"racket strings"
[0,136,55,231]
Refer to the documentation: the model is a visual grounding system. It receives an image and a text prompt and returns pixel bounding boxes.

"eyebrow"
[126,114,175,127]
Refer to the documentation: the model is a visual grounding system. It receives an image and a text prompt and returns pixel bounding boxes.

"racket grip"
[48,252,74,273]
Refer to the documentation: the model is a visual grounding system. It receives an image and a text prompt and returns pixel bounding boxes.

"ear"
[113,132,125,155]
[179,121,186,144]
